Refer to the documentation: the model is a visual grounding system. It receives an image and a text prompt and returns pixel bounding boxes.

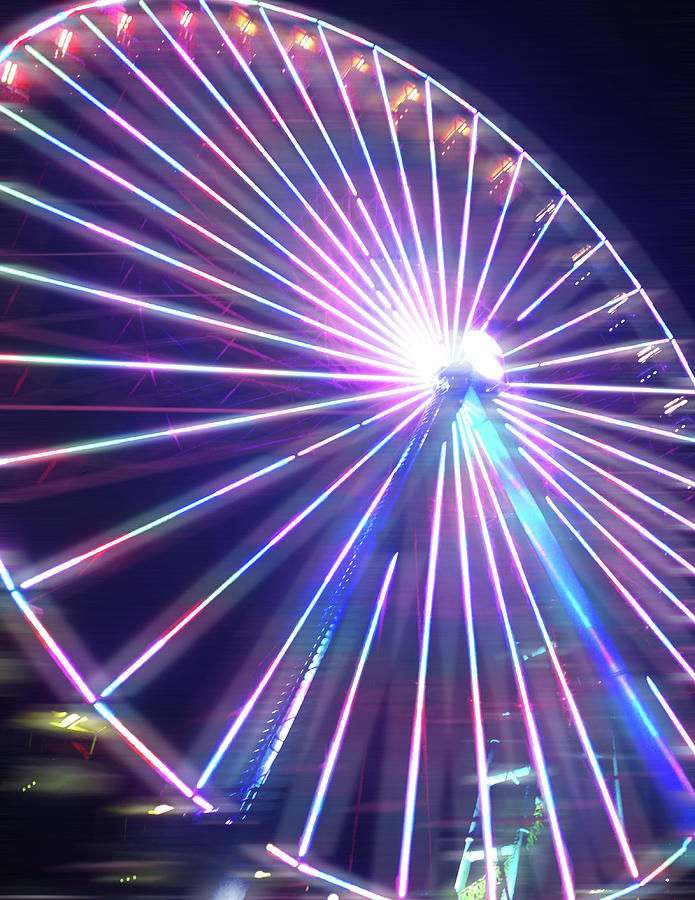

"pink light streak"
[451,427,497,899]
[299,552,398,856]
[0,385,419,468]
[396,441,446,898]
[197,413,430,789]
[459,418,575,900]
[471,430,638,878]
[101,398,429,705]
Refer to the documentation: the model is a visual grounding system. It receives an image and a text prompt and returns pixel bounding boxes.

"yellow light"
[487,156,514,183]
[571,243,592,263]
[254,870,271,879]
[148,803,175,815]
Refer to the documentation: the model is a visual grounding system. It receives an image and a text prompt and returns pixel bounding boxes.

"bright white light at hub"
[408,338,448,380]
[461,330,504,382]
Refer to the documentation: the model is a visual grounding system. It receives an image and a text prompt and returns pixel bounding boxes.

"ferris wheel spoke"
[255,9,374,261]
[19,389,431,591]
[469,421,639,879]
[236,8,422,343]
[0,352,422,385]
[298,551,398,858]
[0,264,407,373]
[508,380,695,395]
[495,396,695,491]
[0,385,419,468]
[424,79,449,354]
[451,426,497,900]
[135,3,385,315]
[515,239,606,323]
[463,152,524,336]
[482,193,566,330]
[646,677,695,759]
[459,415,576,900]
[99,396,430,703]
[318,26,438,347]
[0,182,407,368]
[451,112,479,346]
[373,51,441,344]
[196,415,431,791]
[502,392,695,446]
[505,338,670,373]
[502,289,641,359]
[26,40,377,331]
[501,410,695,551]
[517,446,695,627]
[396,441,445,899]
[0,106,411,362]
[546,496,695,684]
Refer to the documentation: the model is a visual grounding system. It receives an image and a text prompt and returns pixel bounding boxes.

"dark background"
[1,0,694,897]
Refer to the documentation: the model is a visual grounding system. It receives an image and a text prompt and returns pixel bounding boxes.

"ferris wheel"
[1,2,695,898]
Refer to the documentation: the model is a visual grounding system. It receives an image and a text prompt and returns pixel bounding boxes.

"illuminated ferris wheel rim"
[1,2,694,899]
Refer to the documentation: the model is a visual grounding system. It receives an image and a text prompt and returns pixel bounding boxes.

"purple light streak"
[459,417,575,900]
[298,552,398,856]
[463,153,524,334]
[516,240,606,322]
[101,396,431,703]
[198,417,431,790]
[396,441,446,898]
[471,427,638,878]
[451,426,497,899]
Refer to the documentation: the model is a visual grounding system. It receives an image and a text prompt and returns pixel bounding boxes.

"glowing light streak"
[503,392,695,445]
[102,398,430,704]
[459,418,575,900]
[0,0,117,63]
[509,380,695,395]
[470,430,638,877]
[20,457,294,590]
[546,497,695,684]
[0,385,419,468]
[266,845,392,900]
[223,8,415,336]
[451,427,496,899]
[256,9,370,256]
[464,153,524,334]
[601,839,693,900]
[516,240,606,322]
[197,417,430,789]
[482,193,566,328]
[516,445,695,627]
[0,352,420,384]
[505,338,669,372]
[137,2,384,315]
[93,702,213,810]
[396,442,446,898]
[671,337,695,389]
[503,289,640,358]
[0,264,399,372]
[425,79,449,352]
[373,50,441,341]
[495,395,695,492]
[3,171,399,374]
[372,47,442,337]
[0,557,96,703]
[501,410,695,548]
[318,26,437,345]
[223,7,421,347]
[299,552,398,856]
[647,678,695,757]
[0,104,405,361]
[452,113,479,347]
[30,37,378,336]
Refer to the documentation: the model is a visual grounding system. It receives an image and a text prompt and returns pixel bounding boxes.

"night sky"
[1,0,694,897]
